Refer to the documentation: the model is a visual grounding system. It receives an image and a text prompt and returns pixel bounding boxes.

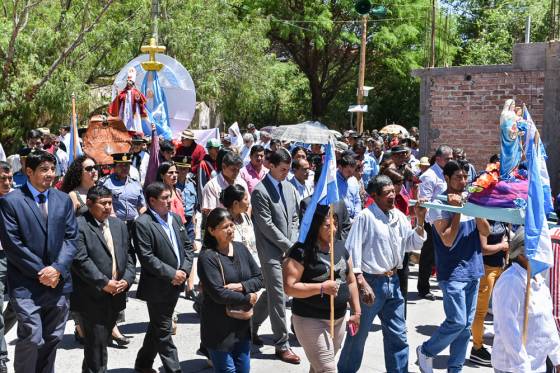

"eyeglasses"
[84,166,97,172]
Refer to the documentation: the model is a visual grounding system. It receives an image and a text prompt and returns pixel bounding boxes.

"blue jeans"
[208,337,251,373]
[421,279,479,373]
[338,273,408,373]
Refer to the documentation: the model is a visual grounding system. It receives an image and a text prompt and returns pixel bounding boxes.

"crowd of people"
[0,123,558,373]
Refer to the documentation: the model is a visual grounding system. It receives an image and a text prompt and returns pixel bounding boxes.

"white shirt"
[492,263,560,373]
[201,173,249,211]
[418,163,447,224]
[289,176,313,203]
[149,209,181,268]
[346,203,425,275]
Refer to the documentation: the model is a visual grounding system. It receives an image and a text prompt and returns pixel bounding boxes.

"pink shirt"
[240,163,268,194]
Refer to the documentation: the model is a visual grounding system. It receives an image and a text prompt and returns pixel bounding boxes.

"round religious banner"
[112,52,196,140]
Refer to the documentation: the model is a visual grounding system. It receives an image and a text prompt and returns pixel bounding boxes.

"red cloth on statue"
[108,85,149,118]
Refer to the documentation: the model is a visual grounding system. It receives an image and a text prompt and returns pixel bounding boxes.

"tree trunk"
[310,78,326,119]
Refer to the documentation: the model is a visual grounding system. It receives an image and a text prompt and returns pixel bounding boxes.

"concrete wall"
[412,42,560,193]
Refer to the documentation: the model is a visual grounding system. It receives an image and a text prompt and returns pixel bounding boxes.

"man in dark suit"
[0,150,78,373]
[251,149,301,364]
[71,186,136,373]
[133,182,194,373]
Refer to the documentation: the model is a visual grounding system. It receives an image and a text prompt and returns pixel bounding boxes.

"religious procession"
[1,0,559,373]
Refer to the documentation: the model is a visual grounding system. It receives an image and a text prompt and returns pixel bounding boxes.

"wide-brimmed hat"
[419,156,430,166]
[180,129,195,140]
[131,134,147,144]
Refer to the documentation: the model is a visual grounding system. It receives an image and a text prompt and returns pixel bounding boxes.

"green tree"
[447,0,550,65]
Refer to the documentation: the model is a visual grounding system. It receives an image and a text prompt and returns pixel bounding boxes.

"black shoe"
[469,346,492,367]
[74,329,84,345]
[0,359,7,373]
[112,334,131,346]
[252,334,264,347]
[420,292,435,301]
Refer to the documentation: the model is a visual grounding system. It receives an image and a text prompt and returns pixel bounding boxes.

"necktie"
[101,220,118,279]
[37,193,48,219]
[277,182,288,211]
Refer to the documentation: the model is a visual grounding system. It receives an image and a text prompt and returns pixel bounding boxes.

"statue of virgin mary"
[499,99,522,178]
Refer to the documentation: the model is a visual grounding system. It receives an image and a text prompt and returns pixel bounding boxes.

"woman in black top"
[197,208,263,373]
[283,205,361,373]
[470,220,509,365]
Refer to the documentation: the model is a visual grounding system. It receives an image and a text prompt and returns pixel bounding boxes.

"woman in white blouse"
[492,227,560,373]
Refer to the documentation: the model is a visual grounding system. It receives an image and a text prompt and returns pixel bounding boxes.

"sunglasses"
[84,166,97,172]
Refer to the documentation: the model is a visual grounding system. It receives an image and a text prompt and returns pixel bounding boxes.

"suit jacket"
[0,185,78,299]
[70,212,136,322]
[251,175,299,263]
[300,198,351,241]
[133,210,194,303]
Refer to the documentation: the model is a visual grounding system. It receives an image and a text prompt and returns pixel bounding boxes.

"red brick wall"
[427,70,545,170]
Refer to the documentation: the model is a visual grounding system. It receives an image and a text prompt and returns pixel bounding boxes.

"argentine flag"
[141,71,173,141]
[524,123,553,276]
[298,140,339,243]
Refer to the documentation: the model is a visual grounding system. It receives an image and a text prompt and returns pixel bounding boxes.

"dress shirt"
[149,209,181,268]
[239,163,268,194]
[336,172,362,220]
[96,219,117,279]
[201,173,249,211]
[418,163,447,224]
[289,176,313,202]
[362,153,379,185]
[492,263,560,373]
[26,182,49,211]
[346,203,425,275]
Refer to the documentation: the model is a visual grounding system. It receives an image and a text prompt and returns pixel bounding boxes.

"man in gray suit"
[251,149,301,364]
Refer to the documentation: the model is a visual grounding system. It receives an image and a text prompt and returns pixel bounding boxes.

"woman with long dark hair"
[157,161,186,223]
[283,205,361,373]
[220,184,258,265]
[197,208,263,373]
[61,155,98,215]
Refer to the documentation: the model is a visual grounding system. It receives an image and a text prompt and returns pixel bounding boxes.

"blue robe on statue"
[499,116,521,178]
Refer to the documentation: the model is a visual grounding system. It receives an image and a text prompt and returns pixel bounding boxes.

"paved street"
[5,263,494,372]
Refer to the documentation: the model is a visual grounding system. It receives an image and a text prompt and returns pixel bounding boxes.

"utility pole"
[430,0,436,67]
[151,0,159,42]
[356,15,368,134]
[444,13,449,67]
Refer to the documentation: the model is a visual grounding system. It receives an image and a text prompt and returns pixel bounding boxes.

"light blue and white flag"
[298,140,339,243]
[523,105,553,215]
[524,125,553,276]
[141,71,173,140]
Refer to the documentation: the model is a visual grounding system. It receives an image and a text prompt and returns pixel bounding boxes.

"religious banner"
[82,115,132,165]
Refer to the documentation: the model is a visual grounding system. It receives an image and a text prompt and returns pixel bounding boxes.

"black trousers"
[417,223,435,296]
[80,313,118,373]
[135,299,180,373]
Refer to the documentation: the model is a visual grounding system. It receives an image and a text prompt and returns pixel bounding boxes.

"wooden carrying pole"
[71,93,78,156]
[329,204,335,338]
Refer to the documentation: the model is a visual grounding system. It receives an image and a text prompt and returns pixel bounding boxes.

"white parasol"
[272,121,335,144]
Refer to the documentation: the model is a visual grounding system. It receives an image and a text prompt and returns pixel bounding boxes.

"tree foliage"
[447,0,551,65]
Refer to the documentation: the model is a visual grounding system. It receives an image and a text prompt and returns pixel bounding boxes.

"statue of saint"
[108,67,148,134]
[499,99,523,178]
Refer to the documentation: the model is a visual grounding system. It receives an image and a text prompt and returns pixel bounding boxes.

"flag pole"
[329,203,335,339]
[522,260,531,346]
[71,93,77,157]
